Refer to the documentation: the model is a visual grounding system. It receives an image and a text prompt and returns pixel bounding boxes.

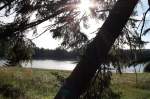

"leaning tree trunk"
[55,0,139,98]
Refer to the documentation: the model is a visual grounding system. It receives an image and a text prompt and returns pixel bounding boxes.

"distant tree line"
[1,47,150,62]
[107,49,150,67]
[32,47,80,60]
[0,47,80,61]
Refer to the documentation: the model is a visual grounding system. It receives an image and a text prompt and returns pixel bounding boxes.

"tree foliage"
[0,0,118,65]
[4,37,35,66]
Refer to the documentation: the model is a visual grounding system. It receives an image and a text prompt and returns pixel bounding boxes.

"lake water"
[0,60,76,71]
[0,60,145,72]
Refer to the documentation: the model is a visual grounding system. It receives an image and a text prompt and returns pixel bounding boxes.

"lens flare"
[77,0,95,15]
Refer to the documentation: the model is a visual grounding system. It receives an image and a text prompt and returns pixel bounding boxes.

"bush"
[0,84,25,99]
[144,63,150,72]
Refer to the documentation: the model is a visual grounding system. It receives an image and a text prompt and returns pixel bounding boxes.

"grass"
[112,73,150,99]
[0,67,150,99]
[0,67,70,99]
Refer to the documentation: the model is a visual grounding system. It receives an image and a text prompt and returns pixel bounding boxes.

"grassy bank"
[0,67,150,99]
[112,73,150,99]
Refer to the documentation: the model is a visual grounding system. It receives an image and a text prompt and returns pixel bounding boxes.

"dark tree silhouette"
[144,62,150,72]
[54,0,139,98]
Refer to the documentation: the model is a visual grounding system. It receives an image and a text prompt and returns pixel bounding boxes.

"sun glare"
[77,0,102,39]
[77,0,95,15]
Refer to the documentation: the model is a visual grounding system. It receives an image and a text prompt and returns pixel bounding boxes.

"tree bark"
[54,0,139,98]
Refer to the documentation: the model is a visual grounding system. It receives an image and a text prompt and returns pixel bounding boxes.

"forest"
[0,47,79,60]
[1,46,150,63]
[32,47,79,60]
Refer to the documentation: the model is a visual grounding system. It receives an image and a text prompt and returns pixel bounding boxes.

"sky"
[29,0,150,49]
[26,0,103,49]
[136,0,150,49]
[26,21,62,49]
[1,0,150,49]
[27,17,103,49]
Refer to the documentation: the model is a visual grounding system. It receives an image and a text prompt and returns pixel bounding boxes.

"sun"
[76,0,102,37]
[77,0,95,15]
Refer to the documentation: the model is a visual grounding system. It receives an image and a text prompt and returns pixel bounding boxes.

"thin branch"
[140,8,150,36]
[0,0,16,11]
[31,28,49,40]
[31,23,59,40]
[0,10,16,17]
[96,9,111,12]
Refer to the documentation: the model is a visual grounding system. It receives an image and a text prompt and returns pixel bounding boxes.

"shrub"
[144,63,150,72]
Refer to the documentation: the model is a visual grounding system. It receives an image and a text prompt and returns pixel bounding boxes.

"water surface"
[0,60,145,72]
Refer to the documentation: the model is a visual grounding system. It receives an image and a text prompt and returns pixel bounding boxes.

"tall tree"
[54,0,139,98]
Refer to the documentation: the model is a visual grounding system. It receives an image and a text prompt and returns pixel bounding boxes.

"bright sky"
[30,0,150,49]
[26,21,62,49]
[136,0,150,49]
[27,19,102,49]
[27,0,101,49]
[1,0,150,49]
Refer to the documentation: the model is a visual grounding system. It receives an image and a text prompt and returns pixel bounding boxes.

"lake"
[0,60,145,72]
[0,60,76,71]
